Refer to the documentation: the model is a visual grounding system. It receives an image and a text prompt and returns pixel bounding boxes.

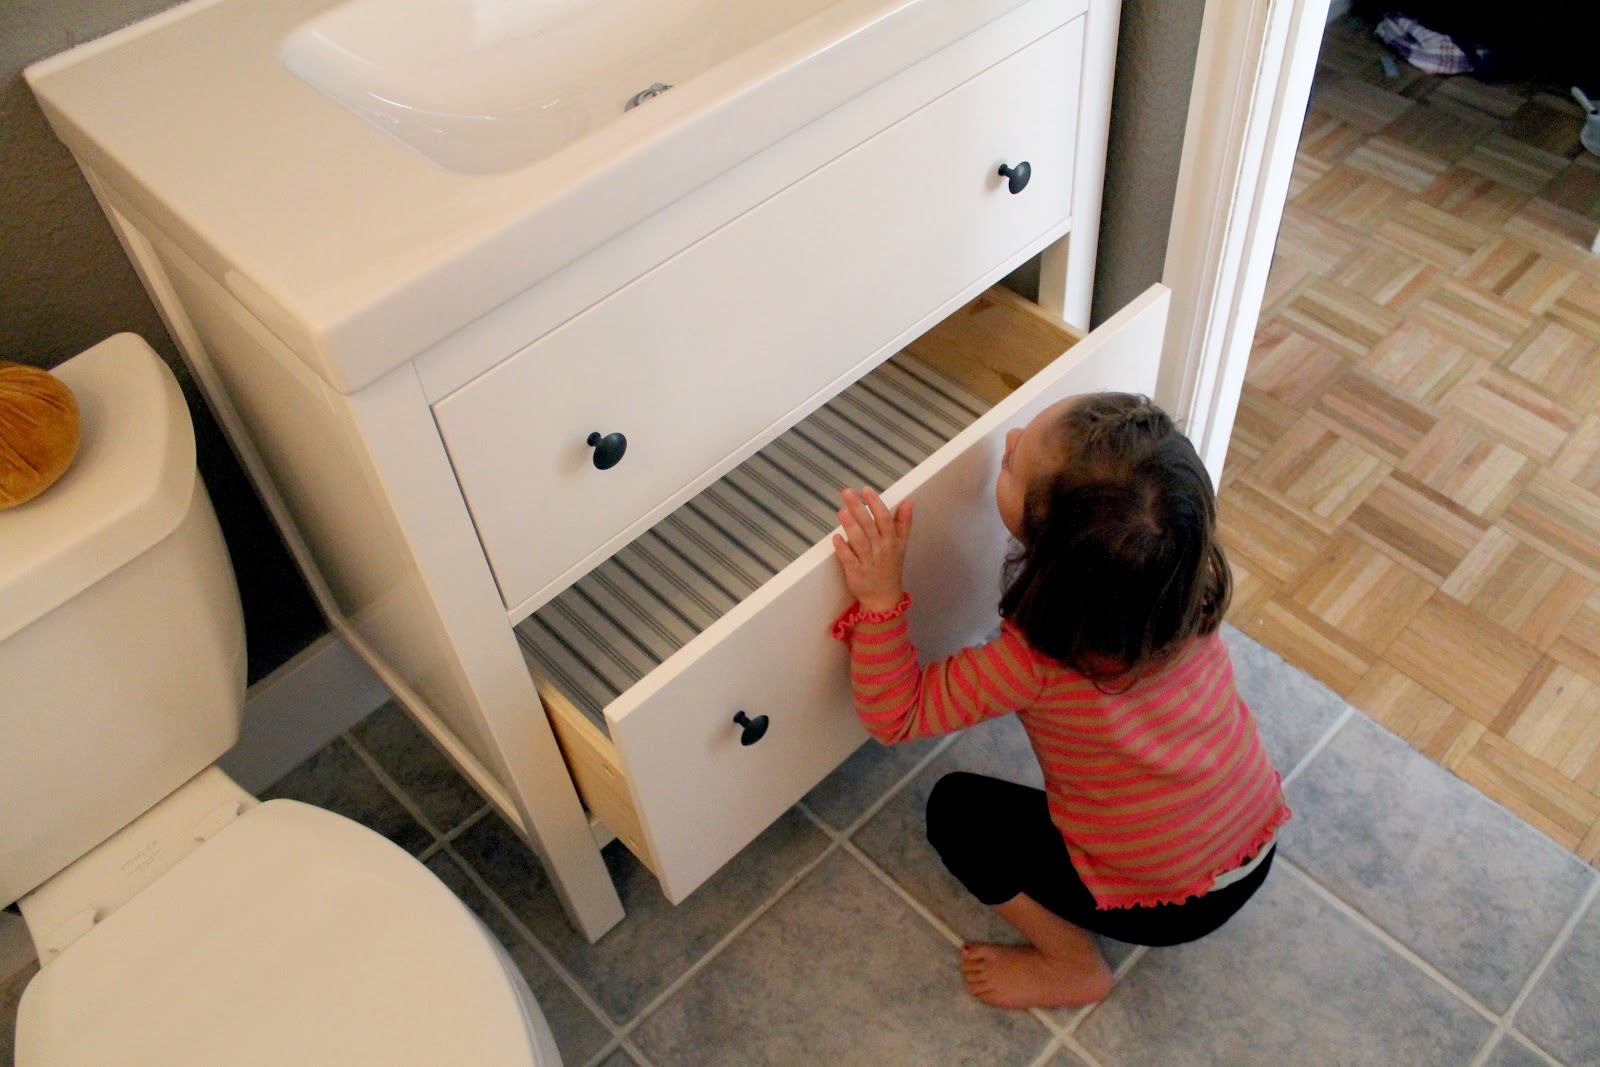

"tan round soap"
[0,361,81,509]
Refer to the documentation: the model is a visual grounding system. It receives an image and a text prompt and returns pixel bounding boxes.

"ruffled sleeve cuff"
[829,592,912,640]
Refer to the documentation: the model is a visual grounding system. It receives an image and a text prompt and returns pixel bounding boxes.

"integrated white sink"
[283,0,843,172]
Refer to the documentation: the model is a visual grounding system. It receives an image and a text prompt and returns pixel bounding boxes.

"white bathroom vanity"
[28,0,1171,940]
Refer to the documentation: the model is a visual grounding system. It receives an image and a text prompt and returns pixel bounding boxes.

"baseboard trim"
[220,634,391,794]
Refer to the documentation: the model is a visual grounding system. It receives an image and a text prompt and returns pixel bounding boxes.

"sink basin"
[284,0,857,172]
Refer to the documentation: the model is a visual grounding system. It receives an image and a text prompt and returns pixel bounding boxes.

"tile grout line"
[833,733,963,840]
[1475,872,1600,1067]
[437,842,633,1046]
[1278,858,1504,1027]
[1280,703,1358,789]
[340,730,453,842]
[1024,1035,1066,1067]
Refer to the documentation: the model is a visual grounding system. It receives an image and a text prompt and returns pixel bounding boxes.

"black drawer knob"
[998,161,1031,194]
[733,711,769,746]
[586,431,627,470]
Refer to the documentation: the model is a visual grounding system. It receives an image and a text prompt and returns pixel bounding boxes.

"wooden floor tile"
[1500,659,1600,789]
[1297,165,1413,229]
[1297,109,1372,164]
[1551,588,1600,681]
[1314,367,1437,464]
[1310,76,1415,133]
[1246,321,1348,407]
[1579,818,1600,864]
[1348,472,1490,582]
[1289,152,1334,201]
[1228,383,1301,466]
[1401,418,1532,520]
[1413,278,1537,359]
[1502,199,1600,276]
[1459,239,1576,317]
[1502,98,1585,158]
[1359,320,1481,405]
[1455,731,1600,850]
[1501,319,1600,410]
[1442,528,1592,648]
[1273,205,1367,274]
[1231,594,1372,695]
[1380,100,1495,164]
[1330,243,1439,312]
[1344,136,1449,194]
[1539,155,1600,221]
[1548,277,1600,344]
[1552,414,1600,495]
[1442,364,1576,462]
[1432,77,1526,122]
[1262,253,1313,317]
[1376,200,1495,272]
[1288,531,1434,656]
[1248,413,1391,524]
[1349,661,1484,768]
[1280,278,1403,360]
[1386,592,1541,723]
[1224,555,1275,623]
[1418,166,1530,229]
[1502,472,1600,583]
[1217,480,1337,584]
[1460,133,1571,194]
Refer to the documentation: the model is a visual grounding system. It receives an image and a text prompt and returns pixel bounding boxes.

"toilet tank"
[0,335,247,909]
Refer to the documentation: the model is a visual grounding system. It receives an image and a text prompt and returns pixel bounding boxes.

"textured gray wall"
[2,0,326,682]
[1092,0,1207,326]
[2,0,1208,680]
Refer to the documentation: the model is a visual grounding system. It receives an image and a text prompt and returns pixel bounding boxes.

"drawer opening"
[516,286,1083,741]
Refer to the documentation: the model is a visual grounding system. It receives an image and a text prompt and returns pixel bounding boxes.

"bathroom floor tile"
[628,850,1054,1067]
[1280,714,1597,1011]
[260,736,432,855]
[1073,869,1494,1067]
[450,810,830,1024]
[1483,1033,1560,1067]
[350,702,487,836]
[1221,624,1349,775]
[0,962,36,1067]
[424,853,613,1066]
[801,731,946,832]
[1514,891,1600,1065]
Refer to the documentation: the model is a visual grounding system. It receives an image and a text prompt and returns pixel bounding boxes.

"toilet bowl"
[0,336,561,1066]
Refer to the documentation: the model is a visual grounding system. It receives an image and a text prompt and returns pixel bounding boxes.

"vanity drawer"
[434,16,1085,618]
[517,284,1170,903]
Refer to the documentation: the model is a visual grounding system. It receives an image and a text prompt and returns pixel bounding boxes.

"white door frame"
[1160,0,1332,483]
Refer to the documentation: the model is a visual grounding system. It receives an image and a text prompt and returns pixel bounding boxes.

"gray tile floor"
[3,625,1597,1066]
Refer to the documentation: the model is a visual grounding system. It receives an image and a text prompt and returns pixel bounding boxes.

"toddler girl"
[830,391,1289,1010]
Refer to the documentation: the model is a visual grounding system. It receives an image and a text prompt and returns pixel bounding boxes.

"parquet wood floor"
[1223,17,1600,865]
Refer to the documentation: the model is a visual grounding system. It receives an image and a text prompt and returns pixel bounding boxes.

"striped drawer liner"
[514,351,992,734]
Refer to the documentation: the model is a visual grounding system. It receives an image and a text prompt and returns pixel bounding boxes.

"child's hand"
[832,486,913,613]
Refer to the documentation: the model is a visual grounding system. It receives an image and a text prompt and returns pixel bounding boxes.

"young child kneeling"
[830,392,1289,1009]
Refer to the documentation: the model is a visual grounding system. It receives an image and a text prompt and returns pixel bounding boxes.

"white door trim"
[1158,0,1331,483]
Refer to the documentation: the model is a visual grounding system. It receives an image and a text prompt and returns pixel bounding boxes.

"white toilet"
[0,335,562,1066]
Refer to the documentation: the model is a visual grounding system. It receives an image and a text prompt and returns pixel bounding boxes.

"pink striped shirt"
[838,610,1290,909]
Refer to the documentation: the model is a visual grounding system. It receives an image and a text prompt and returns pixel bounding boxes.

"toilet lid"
[17,800,551,1066]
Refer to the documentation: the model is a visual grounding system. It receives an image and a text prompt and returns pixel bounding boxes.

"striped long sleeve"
[834,606,1291,910]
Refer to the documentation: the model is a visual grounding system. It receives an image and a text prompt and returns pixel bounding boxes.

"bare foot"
[959,942,1114,1009]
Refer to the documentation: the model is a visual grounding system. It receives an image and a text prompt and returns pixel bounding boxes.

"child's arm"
[831,485,1042,744]
[838,612,1042,744]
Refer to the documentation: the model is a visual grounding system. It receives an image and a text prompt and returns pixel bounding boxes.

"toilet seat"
[17,799,557,1066]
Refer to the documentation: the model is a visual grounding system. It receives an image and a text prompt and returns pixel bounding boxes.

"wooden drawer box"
[520,284,1169,902]
[432,17,1085,620]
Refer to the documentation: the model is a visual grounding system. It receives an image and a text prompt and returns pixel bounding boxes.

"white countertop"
[28,0,1031,393]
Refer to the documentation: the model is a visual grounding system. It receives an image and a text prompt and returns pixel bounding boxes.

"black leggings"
[925,771,1274,947]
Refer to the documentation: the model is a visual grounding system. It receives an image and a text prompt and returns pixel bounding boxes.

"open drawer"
[517,284,1170,902]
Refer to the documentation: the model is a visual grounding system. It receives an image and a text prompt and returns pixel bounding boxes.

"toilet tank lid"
[0,334,195,644]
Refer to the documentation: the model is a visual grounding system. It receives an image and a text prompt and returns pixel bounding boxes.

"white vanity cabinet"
[29,0,1167,939]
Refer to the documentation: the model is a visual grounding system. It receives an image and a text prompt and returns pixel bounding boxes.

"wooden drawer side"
[529,661,658,875]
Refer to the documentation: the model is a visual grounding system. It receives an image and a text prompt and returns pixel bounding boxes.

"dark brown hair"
[998,393,1231,689]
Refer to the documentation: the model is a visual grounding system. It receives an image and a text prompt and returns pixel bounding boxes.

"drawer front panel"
[608,285,1170,903]
[434,18,1084,617]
